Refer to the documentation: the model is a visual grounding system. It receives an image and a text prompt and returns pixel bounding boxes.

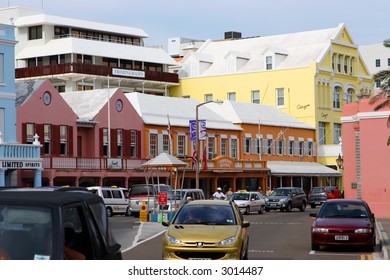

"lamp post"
[195,100,223,189]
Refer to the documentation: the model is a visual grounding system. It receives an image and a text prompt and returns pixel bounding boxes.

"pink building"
[16,80,146,188]
[341,98,390,218]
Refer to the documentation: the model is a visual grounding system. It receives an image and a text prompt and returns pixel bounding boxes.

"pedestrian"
[333,187,341,198]
[213,187,226,200]
[327,190,335,199]
[226,188,233,195]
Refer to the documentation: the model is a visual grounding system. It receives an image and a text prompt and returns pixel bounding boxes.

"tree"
[369,39,390,145]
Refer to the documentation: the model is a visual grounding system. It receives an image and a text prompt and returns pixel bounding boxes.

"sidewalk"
[377,218,390,260]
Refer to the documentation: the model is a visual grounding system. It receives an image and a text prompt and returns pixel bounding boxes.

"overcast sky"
[3,0,389,50]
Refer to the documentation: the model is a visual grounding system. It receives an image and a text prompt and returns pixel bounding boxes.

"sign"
[189,120,206,141]
[158,191,168,205]
[112,68,145,78]
[108,158,122,169]
[0,160,42,169]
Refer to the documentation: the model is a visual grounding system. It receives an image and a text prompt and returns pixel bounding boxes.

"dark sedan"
[310,199,376,252]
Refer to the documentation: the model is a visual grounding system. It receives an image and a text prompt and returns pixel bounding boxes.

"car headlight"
[355,228,372,233]
[265,198,269,202]
[279,198,287,203]
[166,235,185,245]
[217,236,237,246]
[312,227,329,233]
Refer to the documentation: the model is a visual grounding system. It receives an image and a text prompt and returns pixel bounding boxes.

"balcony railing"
[0,143,41,159]
[15,63,179,83]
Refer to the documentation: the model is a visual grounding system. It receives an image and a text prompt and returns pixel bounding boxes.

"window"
[298,140,304,156]
[204,94,213,101]
[44,124,51,155]
[276,88,284,107]
[331,54,335,71]
[350,57,354,74]
[337,55,341,72]
[117,129,123,157]
[346,88,353,104]
[251,90,260,104]
[177,135,185,156]
[344,56,348,73]
[162,134,169,153]
[227,92,236,101]
[221,138,227,156]
[243,137,251,154]
[388,58,390,66]
[375,59,381,67]
[306,141,313,156]
[130,130,137,157]
[255,137,262,155]
[230,138,237,159]
[267,139,273,155]
[288,140,294,156]
[318,122,326,145]
[103,128,108,156]
[375,79,381,88]
[0,53,3,83]
[208,136,215,158]
[26,123,35,144]
[29,25,42,40]
[333,87,341,109]
[60,125,68,155]
[266,56,273,70]
[149,133,157,156]
[334,123,342,144]
[276,140,284,155]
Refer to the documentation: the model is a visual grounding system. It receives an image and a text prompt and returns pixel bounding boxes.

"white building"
[0,6,179,95]
[359,43,390,92]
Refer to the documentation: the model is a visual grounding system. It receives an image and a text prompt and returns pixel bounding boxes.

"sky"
[2,0,389,50]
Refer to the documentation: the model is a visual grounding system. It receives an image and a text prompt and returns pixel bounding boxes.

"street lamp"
[195,100,223,189]
[336,153,343,170]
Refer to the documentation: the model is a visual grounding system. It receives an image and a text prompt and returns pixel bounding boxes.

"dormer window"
[266,56,273,70]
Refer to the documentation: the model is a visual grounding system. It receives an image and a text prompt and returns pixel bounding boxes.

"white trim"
[148,129,158,134]
[245,133,252,138]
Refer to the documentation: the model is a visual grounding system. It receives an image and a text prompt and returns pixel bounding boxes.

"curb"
[376,220,389,260]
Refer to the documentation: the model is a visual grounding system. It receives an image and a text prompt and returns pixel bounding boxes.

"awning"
[267,161,341,177]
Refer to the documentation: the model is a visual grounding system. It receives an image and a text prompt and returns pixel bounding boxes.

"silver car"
[229,192,266,214]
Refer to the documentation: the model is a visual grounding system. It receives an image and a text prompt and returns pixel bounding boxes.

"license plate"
[335,235,349,241]
[315,202,321,205]
[189,258,211,260]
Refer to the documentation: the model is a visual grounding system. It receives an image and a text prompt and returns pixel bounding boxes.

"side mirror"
[242,221,250,228]
[162,221,170,227]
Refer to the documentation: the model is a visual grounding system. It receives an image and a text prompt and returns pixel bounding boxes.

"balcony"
[15,63,179,84]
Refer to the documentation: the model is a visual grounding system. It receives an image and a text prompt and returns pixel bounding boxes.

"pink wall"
[342,98,390,218]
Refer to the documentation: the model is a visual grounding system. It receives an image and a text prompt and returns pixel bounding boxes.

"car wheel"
[258,205,264,214]
[106,207,113,217]
[125,207,131,216]
[285,203,292,212]
[300,202,306,212]
[242,239,249,260]
[310,204,316,209]
[311,242,320,251]
[245,206,250,215]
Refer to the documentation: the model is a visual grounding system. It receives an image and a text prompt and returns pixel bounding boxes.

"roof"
[206,100,315,129]
[180,24,346,77]
[267,161,341,177]
[142,153,187,167]
[15,80,45,106]
[61,88,118,121]
[126,92,242,131]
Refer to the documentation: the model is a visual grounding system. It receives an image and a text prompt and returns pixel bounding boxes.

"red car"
[310,199,376,252]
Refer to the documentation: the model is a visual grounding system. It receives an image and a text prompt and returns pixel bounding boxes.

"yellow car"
[162,199,250,260]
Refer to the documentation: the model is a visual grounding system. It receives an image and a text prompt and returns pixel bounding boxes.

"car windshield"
[318,202,369,218]
[312,188,325,194]
[130,185,173,197]
[230,193,250,201]
[173,205,236,225]
[271,189,291,196]
[0,205,53,260]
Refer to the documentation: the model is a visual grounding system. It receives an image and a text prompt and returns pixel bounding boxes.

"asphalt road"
[110,207,382,260]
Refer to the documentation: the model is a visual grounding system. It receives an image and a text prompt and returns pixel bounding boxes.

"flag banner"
[202,143,208,171]
[189,120,206,141]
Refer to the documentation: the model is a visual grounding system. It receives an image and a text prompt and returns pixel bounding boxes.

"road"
[110,207,382,260]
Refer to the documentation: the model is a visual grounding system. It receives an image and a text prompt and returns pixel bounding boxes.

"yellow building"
[170,23,373,170]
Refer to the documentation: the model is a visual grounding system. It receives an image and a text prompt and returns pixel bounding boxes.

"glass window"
[251,90,260,104]
[346,88,353,104]
[337,55,341,72]
[103,128,108,156]
[44,124,51,155]
[334,123,342,144]
[130,130,137,157]
[276,88,284,107]
[288,140,294,156]
[344,56,348,73]
[243,137,251,154]
[208,137,215,158]
[227,92,236,101]
[60,126,68,155]
[177,135,185,156]
[162,134,169,153]
[149,133,157,156]
[388,58,390,66]
[221,138,227,156]
[276,140,283,155]
[319,122,326,145]
[266,56,272,70]
[204,94,213,101]
[375,59,381,67]
[26,123,35,144]
[333,87,341,109]
[28,25,42,40]
[117,129,123,157]
[230,138,237,159]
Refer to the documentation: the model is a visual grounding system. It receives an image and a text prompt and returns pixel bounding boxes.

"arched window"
[333,86,341,109]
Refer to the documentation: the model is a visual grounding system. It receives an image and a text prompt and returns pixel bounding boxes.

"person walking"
[213,187,226,200]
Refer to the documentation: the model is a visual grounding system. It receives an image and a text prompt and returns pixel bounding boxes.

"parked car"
[265,187,307,212]
[229,191,266,214]
[310,199,376,252]
[162,199,250,260]
[308,186,336,208]
[172,188,205,209]
[0,187,122,260]
[128,184,174,216]
[87,186,130,217]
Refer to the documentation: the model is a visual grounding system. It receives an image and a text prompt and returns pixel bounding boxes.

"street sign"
[158,191,168,205]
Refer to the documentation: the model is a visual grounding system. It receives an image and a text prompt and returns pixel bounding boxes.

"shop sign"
[1,160,42,169]
[112,68,145,78]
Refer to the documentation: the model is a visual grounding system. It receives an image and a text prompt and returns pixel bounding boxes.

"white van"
[87,186,130,217]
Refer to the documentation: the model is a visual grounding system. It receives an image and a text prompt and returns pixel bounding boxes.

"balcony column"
[0,168,5,187]
[34,168,43,188]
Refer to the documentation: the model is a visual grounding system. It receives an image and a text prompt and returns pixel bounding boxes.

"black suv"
[265,187,307,212]
[308,186,335,208]
[0,187,122,260]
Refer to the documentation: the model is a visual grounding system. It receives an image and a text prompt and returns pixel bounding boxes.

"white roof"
[61,88,117,121]
[125,92,242,131]
[267,161,341,176]
[16,37,178,65]
[142,153,187,167]
[206,101,315,130]
[181,24,346,76]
